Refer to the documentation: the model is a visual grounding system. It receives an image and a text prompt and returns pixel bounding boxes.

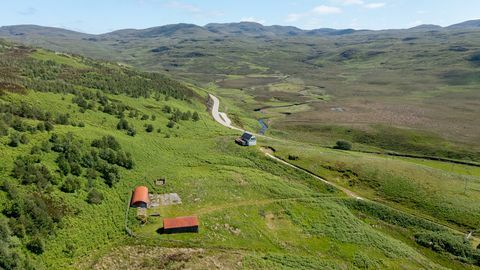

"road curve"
[208,93,360,199]
[207,93,479,244]
[209,94,242,131]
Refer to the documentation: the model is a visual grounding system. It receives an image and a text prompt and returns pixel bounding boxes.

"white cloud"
[364,2,386,9]
[313,5,342,14]
[241,17,266,24]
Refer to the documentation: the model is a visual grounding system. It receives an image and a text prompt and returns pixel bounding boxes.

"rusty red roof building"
[130,186,149,208]
[162,216,199,234]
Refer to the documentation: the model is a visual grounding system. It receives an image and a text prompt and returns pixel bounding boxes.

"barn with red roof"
[130,186,150,208]
[163,216,199,234]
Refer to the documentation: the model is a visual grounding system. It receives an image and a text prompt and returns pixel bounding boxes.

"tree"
[166,120,175,129]
[0,120,8,136]
[192,112,200,121]
[61,176,82,193]
[8,131,21,147]
[334,140,352,150]
[145,124,154,133]
[116,118,129,130]
[162,105,172,113]
[44,121,54,132]
[127,126,136,136]
[86,189,104,204]
[27,236,45,254]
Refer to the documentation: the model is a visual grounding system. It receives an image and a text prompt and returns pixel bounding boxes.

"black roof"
[241,132,254,140]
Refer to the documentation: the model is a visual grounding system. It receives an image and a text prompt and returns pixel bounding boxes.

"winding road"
[209,93,361,199]
[208,93,479,245]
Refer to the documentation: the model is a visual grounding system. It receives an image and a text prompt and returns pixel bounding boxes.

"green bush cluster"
[415,231,480,265]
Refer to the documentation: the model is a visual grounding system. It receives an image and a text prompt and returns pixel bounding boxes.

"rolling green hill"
[1,23,480,270]
[1,21,479,161]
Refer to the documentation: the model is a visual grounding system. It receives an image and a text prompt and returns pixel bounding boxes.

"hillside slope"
[1,22,480,161]
[1,40,479,270]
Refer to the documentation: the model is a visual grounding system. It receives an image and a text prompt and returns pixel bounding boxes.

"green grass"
[1,39,479,270]
[266,140,480,231]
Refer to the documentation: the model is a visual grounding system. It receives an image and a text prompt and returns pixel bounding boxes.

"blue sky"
[2,0,480,34]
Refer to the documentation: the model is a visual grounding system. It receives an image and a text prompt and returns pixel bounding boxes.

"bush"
[0,120,8,136]
[166,120,175,129]
[26,236,45,254]
[86,189,104,204]
[288,155,299,161]
[192,112,200,121]
[44,121,54,131]
[145,124,154,132]
[19,134,29,145]
[333,140,352,150]
[61,176,82,193]
[415,231,478,263]
[91,136,120,150]
[141,114,149,120]
[127,126,136,136]
[8,131,21,147]
[116,118,129,130]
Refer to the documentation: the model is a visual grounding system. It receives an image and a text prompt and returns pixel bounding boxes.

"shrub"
[116,118,129,130]
[44,121,54,131]
[145,124,154,132]
[26,236,45,254]
[19,134,29,144]
[61,176,82,193]
[415,231,474,258]
[8,131,21,147]
[166,120,175,128]
[0,120,8,136]
[141,114,149,120]
[127,126,136,136]
[334,140,352,150]
[86,189,104,204]
[162,105,172,113]
[192,112,200,121]
[288,155,299,161]
[91,136,120,150]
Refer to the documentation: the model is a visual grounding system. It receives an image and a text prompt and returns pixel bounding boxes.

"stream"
[258,118,268,135]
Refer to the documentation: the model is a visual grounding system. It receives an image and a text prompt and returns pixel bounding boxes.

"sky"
[1,0,480,34]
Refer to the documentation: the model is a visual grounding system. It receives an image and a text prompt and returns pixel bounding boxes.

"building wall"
[163,226,198,234]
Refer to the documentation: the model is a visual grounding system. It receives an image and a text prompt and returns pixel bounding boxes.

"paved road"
[209,94,360,199]
[209,94,242,131]
[208,93,479,244]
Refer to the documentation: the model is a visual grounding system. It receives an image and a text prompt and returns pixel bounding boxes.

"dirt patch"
[260,146,275,155]
[93,246,244,270]
[265,213,275,229]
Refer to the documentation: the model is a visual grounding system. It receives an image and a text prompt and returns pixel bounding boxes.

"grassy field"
[1,39,480,269]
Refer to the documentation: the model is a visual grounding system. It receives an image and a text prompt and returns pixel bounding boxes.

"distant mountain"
[103,23,215,39]
[447,19,480,29]
[1,19,479,43]
[0,24,91,39]
[408,24,442,31]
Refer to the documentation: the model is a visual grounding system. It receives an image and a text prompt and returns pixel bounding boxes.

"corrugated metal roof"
[131,186,149,206]
[163,216,199,229]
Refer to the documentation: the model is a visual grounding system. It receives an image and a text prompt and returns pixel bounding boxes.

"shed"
[235,132,257,146]
[163,216,199,234]
[131,186,149,208]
